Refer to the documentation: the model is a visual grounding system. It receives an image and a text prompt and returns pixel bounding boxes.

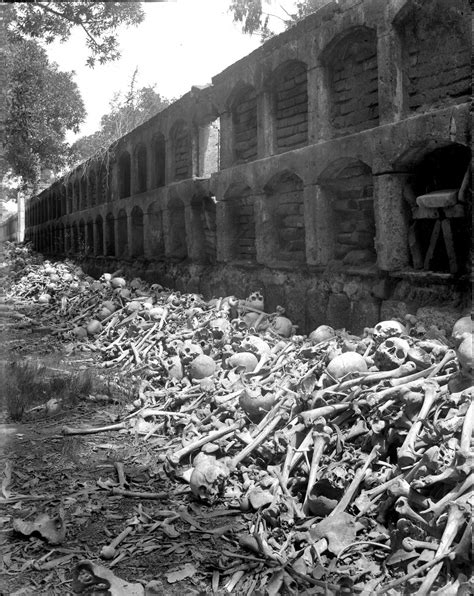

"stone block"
[350,299,380,335]
[380,300,415,322]
[285,282,307,333]
[327,293,351,331]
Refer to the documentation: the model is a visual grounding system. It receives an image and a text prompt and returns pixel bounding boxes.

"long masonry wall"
[24,0,472,334]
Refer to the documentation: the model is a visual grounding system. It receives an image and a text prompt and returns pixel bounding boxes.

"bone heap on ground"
[4,242,474,595]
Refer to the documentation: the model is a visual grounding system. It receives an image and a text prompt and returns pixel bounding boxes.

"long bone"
[230,412,288,468]
[302,419,332,514]
[424,473,474,520]
[168,419,244,465]
[417,499,470,596]
[397,380,438,468]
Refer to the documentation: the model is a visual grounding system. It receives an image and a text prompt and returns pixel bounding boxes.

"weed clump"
[0,360,99,422]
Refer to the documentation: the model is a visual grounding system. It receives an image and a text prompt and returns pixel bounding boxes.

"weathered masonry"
[25,0,471,334]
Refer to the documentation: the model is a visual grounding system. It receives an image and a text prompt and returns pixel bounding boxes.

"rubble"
[2,242,473,594]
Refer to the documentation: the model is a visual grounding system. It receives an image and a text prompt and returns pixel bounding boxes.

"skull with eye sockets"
[375,337,410,370]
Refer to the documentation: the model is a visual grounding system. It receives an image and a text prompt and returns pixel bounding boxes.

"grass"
[0,359,100,422]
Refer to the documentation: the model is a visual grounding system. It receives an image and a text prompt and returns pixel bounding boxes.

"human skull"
[179,340,203,365]
[166,355,183,380]
[375,337,410,370]
[373,320,407,342]
[245,292,264,312]
[456,334,473,374]
[241,335,271,358]
[189,454,230,503]
[208,317,231,342]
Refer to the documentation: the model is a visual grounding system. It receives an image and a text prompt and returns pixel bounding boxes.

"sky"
[45,0,297,142]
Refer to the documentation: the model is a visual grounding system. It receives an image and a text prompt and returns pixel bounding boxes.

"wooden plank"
[441,219,458,274]
[423,220,441,271]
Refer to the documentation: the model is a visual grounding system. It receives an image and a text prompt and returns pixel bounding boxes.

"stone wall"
[24,0,472,334]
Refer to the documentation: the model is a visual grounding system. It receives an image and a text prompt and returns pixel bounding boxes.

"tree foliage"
[230,0,335,38]
[69,71,172,166]
[5,39,86,187]
[7,1,145,66]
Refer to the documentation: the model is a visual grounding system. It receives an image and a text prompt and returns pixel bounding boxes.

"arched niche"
[399,142,471,274]
[117,209,128,257]
[321,26,379,136]
[394,0,470,113]
[78,219,86,253]
[319,158,376,266]
[131,205,144,257]
[168,196,188,260]
[271,60,308,153]
[135,144,148,194]
[86,219,94,254]
[147,201,165,257]
[263,170,306,263]
[152,133,166,188]
[170,120,191,181]
[105,213,115,256]
[191,194,217,264]
[95,215,104,255]
[229,83,258,164]
[118,151,131,199]
[223,183,256,262]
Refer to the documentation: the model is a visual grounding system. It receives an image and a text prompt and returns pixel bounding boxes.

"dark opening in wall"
[323,26,379,136]
[105,213,115,256]
[136,145,148,193]
[78,220,86,253]
[273,61,308,153]
[202,195,217,263]
[59,225,65,253]
[117,209,128,257]
[86,220,94,254]
[231,85,258,164]
[395,0,471,112]
[319,159,376,266]
[95,215,104,255]
[403,143,471,274]
[171,120,191,181]
[191,194,217,263]
[71,223,78,253]
[223,184,256,262]
[168,196,188,260]
[119,151,131,199]
[147,202,165,257]
[264,171,306,263]
[153,134,166,188]
[65,225,71,253]
[131,206,144,257]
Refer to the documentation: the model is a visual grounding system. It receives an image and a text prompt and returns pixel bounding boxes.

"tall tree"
[69,71,172,166]
[5,39,86,188]
[0,1,145,195]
